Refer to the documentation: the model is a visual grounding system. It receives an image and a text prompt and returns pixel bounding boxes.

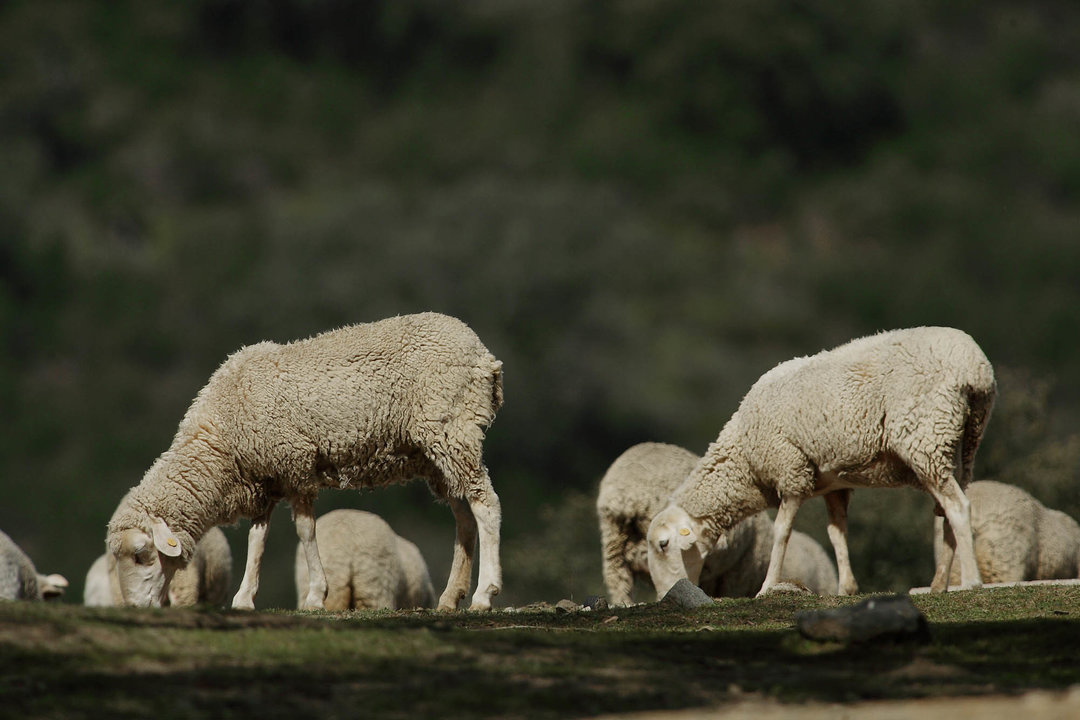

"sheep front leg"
[232,514,271,610]
[600,518,635,607]
[824,490,859,595]
[467,475,502,611]
[439,497,478,611]
[757,495,802,597]
[292,497,328,610]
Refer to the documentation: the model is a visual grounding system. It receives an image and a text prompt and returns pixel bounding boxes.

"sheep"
[0,529,68,601]
[597,442,837,605]
[85,526,233,607]
[106,312,504,611]
[83,554,112,607]
[647,326,996,599]
[294,509,437,610]
[933,480,1080,584]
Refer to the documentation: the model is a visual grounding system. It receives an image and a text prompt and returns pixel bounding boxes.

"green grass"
[2,586,1079,719]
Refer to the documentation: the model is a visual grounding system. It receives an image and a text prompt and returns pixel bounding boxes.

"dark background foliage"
[2,0,1078,608]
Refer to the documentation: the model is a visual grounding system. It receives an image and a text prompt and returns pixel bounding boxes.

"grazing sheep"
[933,480,1080,584]
[83,554,112,607]
[647,326,995,599]
[107,312,504,611]
[294,509,437,610]
[0,530,68,601]
[597,442,837,605]
[85,526,233,607]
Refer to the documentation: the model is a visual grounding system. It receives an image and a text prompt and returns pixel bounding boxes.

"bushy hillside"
[2,0,1078,607]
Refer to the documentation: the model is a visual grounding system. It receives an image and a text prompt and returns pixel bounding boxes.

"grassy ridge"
[3,585,1079,718]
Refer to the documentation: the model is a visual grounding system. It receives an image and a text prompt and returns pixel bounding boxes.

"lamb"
[106,312,504,611]
[294,509,437,610]
[597,442,837,605]
[647,326,996,599]
[933,480,1080,584]
[1,529,68,601]
[85,526,233,607]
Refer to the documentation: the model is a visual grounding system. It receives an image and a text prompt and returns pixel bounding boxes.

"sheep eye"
[658,539,669,552]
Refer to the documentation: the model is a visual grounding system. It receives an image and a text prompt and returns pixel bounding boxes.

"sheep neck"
[673,428,762,548]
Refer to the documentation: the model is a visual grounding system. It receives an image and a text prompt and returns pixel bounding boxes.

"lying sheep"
[933,480,1080,584]
[107,312,504,611]
[1,529,68,601]
[294,509,436,610]
[647,327,996,599]
[597,442,837,605]
[85,526,233,607]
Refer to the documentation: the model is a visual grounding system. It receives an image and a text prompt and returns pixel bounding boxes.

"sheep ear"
[676,525,696,552]
[151,518,182,557]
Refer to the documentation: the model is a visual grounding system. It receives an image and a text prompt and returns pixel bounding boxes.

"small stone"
[555,599,581,614]
[601,615,619,625]
[795,593,930,644]
[660,578,715,609]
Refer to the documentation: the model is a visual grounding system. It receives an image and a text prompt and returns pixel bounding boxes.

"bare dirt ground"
[601,686,1080,720]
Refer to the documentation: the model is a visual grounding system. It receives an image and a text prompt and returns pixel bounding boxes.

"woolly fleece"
[933,480,1080,584]
[597,442,837,605]
[649,326,995,597]
[294,509,436,610]
[108,312,503,611]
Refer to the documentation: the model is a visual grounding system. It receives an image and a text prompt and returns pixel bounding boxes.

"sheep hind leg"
[823,490,858,595]
[232,513,271,610]
[438,497,478,611]
[930,514,958,593]
[926,478,981,592]
[467,470,502,611]
[757,495,803,597]
[292,496,328,610]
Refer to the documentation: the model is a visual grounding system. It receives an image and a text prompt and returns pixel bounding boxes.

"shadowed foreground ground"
[2,586,1079,719]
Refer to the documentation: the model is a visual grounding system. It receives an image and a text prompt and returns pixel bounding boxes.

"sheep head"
[647,505,706,599]
[109,516,185,607]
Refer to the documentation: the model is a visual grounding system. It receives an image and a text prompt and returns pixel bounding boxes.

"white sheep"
[85,526,233,607]
[294,509,437,610]
[597,442,837,605]
[647,326,996,599]
[1,529,68,601]
[107,312,504,611]
[933,480,1080,584]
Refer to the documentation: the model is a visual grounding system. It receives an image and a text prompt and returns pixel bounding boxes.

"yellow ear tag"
[679,528,690,536]
[167,538,178,547]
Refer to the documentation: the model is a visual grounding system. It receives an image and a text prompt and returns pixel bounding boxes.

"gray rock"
[795,594,930,644]
[555,599,582,614]
[660,578,715,609]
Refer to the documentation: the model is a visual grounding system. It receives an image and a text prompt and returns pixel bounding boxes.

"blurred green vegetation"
[2,0,1078,608]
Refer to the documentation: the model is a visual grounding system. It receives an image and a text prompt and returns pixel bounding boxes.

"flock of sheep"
[4,313,1079,610]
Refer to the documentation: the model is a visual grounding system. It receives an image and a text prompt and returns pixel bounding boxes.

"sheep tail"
[959,361,996,489]
[487,356,504,419]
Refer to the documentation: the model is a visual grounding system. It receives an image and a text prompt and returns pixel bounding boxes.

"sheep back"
[698,513,837,597]
[597,443,699,604]
[0,530,41,600]
[676,326,995,532]
[295,509,436,611]
[935,480,1080,583]
[108,312,502,601]
[166,527,233,607]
